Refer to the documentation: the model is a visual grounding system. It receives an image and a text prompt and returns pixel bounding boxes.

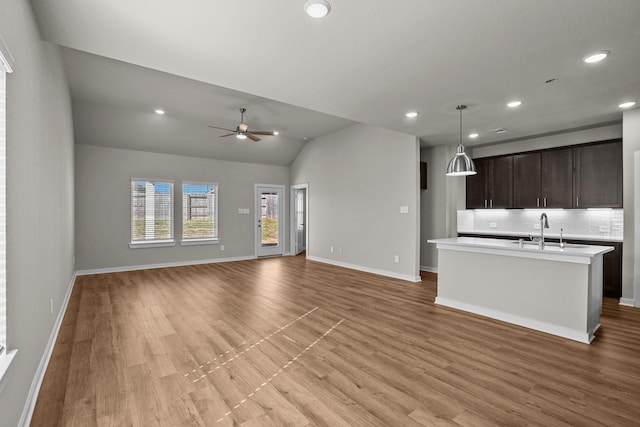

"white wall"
[0,1,75,425]
[622,109,640,306]
[420,145,466,271]
[470,123,622,158]
[75,144,290,271]
[290,123,421,281]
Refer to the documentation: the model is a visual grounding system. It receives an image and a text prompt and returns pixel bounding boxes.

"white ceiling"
[31,0,640,165]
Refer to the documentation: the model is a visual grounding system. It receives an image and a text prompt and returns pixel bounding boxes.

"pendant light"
[446,105,477,176]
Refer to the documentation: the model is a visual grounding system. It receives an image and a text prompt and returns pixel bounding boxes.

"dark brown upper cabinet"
[513,152,541,208]
[541,148,574,208]
[574,140,623,208]
[466,158,489,209]
[467,139,621,210]
[513,149,573,208]
[466,156,513,209]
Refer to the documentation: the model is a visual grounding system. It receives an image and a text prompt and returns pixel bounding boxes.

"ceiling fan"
[208,108,278,142]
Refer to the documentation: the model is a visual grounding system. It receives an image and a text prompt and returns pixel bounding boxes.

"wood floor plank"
[31,256,640,426]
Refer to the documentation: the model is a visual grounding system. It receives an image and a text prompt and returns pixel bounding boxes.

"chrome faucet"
[539,213,549,249]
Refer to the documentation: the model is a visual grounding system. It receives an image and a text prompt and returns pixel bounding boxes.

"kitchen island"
[428,237,614,343]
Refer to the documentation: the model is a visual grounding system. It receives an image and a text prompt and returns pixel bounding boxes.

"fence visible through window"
[131,180,173,242]
[182,183,217,240]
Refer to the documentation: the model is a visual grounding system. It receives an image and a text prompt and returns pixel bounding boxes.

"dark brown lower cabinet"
[458,233,622,298]
[568,240,622,299]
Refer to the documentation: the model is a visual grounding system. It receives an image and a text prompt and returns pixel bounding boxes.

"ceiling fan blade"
[208,125,236,132]
[248,131,276,136]
[218,133,236,137]
[246,133,261,142]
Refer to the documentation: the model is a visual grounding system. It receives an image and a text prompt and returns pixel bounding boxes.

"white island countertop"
[428,237,614,265]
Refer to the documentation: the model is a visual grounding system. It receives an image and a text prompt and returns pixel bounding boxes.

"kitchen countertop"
[428,237,614,264]
[457,229,623,243]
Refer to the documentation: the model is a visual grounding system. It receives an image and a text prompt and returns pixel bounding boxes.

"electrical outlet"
[220,245,225,251]
[330,246,334,253]
[50,298,54,315]
[599,225,611,233]
[394,255,400,263]
[489,222,498,228]
[338,247,343,254]
[533,223,541,229]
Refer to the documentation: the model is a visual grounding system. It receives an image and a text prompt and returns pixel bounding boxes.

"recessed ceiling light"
[583,50,609,63]
[468,133,479,139]
[507,100,522,108]
[619,101,637,109]
[273,131,280,136]
[154,109,165,115]
[405,111,418,118]
[304,0,331,18]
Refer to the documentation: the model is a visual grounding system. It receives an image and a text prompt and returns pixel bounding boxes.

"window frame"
[129,178,176,249]
[0,32,16,392]
[181,181,219,245]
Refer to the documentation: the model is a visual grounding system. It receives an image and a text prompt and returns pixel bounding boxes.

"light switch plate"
[599,225,611,232]
[400,206,409,214]
[533,223,541,229]
[489,222,498,228]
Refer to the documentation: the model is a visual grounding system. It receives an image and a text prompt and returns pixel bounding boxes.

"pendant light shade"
[446,105,477,176]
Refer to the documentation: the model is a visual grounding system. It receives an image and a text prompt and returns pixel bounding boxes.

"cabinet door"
[541,148,574,208]
[489,156,513,208]
[513,153,541,208]
[466,158,489,209]
[574,141,623,208]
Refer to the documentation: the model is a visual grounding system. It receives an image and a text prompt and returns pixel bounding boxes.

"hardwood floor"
[32,256,640,426]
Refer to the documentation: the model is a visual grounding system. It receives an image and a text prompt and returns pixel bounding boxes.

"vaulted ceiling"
[31,0,640,165]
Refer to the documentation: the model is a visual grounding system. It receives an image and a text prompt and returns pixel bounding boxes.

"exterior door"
[294,188,306,255]
[255,185,284,257]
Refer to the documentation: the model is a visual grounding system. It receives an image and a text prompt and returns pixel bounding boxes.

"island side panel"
[588,256,604,333]
[435,248,592,342]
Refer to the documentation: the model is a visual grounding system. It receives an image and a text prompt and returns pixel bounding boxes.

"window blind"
[182,183,217,240]
[130,180,174,243]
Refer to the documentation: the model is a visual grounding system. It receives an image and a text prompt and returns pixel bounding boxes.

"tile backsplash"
[458,209,623,241]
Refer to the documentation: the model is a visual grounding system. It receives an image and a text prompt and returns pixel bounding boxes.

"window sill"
[0,349,18,394]
[129,241,176,249]
[180,238,219,246]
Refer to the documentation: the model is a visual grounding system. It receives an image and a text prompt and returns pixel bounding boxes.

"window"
[0,33,15,383]
[130,179,174,247]
[182,182,218,243]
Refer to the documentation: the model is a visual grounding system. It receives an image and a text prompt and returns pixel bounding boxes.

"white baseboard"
[435,296,595,344]
[19,272,78,427]
[420,265,437,273]
[619,297,636,307]
[76,255,258,276]
[307,256,421,282]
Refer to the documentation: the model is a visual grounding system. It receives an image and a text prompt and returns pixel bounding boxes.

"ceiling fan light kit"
[208,108,277,142]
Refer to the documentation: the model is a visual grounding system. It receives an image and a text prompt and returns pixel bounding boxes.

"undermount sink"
[510,241,588,249]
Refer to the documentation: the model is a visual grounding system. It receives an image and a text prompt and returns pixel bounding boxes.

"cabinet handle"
[490,199,493,208]
[576,196,579,207]
[544,197,547,207]
[537,198,540,207]
[484,200,487,208]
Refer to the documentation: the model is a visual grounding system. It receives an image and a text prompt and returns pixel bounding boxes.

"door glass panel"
[261,192,279,247]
